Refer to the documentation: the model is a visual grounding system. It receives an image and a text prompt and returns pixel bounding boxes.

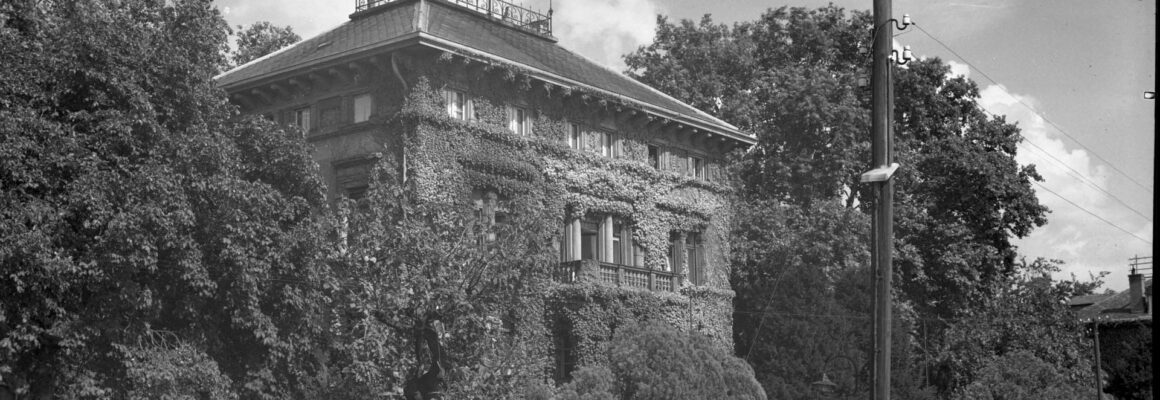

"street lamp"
[812,373,838,398]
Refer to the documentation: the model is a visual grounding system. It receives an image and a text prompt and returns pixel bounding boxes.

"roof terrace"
[355,0,553,36]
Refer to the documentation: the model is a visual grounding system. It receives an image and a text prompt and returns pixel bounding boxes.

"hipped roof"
[215,0,753,144]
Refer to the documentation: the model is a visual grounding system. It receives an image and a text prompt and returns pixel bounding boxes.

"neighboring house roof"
[214,0,753,144]
[1073,279,1152,323]
[1068,294,1112,308]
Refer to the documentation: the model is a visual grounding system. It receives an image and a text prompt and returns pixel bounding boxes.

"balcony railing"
[355,0,553,36]
[554,260,679,292]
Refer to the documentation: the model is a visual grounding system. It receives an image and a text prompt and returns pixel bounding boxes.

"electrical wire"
[913,23,1154,195]
[1030,180,1152,245]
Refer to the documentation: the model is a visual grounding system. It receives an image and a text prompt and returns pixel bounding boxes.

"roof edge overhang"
[215,28,755,147]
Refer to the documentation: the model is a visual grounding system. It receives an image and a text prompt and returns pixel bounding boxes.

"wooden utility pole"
[867,0,896,398]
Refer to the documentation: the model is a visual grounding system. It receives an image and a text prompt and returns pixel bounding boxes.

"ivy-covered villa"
[215,0,755,382]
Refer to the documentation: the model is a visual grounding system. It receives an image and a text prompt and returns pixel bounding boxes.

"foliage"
[625,4,1059,398]
[730,200,873,399]
[0,1,336,398]
[557,321,767,400]
[932,258,1096,396]
[955,351,1094,400]
[1097,322,1153,400]
[231,21,300,68]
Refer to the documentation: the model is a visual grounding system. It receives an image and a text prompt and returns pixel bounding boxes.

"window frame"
[444,89,471,120]
[353,93,373,123]
[293,106,311,135]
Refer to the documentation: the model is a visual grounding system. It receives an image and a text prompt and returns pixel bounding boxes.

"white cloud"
[978,85,1153,291]
[553,0,659,71]
[945,60,970,79]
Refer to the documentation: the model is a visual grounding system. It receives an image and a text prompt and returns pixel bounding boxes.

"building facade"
[215,0,755,382]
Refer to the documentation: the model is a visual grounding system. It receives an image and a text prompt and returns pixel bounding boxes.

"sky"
[216,0,1155,292]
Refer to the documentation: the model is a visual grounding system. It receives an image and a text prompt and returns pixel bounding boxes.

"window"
[612,218,624,265]
[686,232,705,285]
[568,123,582,150]
[508,106,530,135]
[666,231,706,283]
[444,89,470,120]
[599,131,612,157]
[689,156,705,180]
[294,107,311,135]
[647,145,660,169]
[473,190,506,242]
[353,93,373,123]
[334,161,370,200]
[580,217,600,261]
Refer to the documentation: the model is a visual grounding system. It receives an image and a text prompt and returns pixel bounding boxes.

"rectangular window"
[580,218,600,261]
[690,156,705,180]
[334,162,370,200]
[686,232,705,285]
[612,218,623,265]
[353,93,372,123]
[444,89,468,120]
[508,106,529,135]
[647,145,659,169]
[600,131,612,157]
[294,107,311,135]
[666,232,681,273]
[473,190,506,242]
[568,123,582,149]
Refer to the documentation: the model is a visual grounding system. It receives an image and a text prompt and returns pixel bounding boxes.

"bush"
[956,350,1094,400]
[557,321,766,400]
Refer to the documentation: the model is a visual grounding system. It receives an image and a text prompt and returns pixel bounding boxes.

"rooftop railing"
[356,0,553,36]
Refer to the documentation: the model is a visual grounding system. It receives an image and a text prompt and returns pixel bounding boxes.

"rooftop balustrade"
[356,0,553,36]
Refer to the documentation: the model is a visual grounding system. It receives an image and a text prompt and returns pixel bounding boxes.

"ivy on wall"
[378,56,742,382]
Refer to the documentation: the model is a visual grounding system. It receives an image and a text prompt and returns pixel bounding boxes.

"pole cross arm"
[860,163,900,183]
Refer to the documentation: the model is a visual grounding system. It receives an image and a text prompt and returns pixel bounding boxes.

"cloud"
[553,0,659,71]
[978,85,1153,291]
[945,60,970,79]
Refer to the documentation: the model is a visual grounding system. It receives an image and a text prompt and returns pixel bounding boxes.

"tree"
[730,200,873,399]
[313,78,561,399]
[231,21,300,67]
[1,1,334,398]
[956,350,1094,400]
[931,259,1097,396]
[624,5,1052,398]
[557,321,767,400]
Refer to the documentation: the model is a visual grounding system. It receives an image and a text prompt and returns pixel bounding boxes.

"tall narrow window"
[666,232,681,273]
[647,145,660,169]
[600,132,612,157]
[612,218,623,265]
[568,123,582,149]
[294,107,311,135]
[353,94,373,123]
[580,218,599,261]
[508,106,529,135]
[686,232,705,285]
[690,156,705,180]
[444,89,468,120]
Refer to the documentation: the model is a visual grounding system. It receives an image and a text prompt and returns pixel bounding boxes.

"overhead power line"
[1015,141,1153,223]
[1030,181,1152,245]
[913,23,1154,195]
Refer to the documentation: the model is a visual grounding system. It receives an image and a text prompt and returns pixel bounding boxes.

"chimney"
[1128,272,1144,314]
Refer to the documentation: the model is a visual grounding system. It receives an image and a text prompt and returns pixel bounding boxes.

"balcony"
[554,260,679,292]
[356,0,553,36]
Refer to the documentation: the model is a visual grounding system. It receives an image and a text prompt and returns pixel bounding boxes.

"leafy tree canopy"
[231,21,300,68]
[1,1,332,398]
